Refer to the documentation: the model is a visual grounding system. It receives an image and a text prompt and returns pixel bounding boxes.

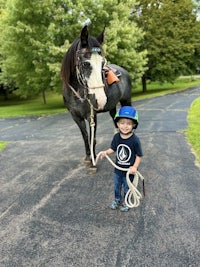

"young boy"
[101,106,143,212]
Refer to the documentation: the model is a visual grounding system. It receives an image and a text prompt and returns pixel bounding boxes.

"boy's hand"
[100,151,107,159]
[129,166,137,174]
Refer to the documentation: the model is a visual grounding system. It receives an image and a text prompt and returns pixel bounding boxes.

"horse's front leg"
[71,114,91,163]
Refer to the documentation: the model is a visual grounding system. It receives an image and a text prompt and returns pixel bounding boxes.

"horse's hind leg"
[120,99,132,107]
[71,114,91,163]
[109,98,132,125]
[109,107,118,132]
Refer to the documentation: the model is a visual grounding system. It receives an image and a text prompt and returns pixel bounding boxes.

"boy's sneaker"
[110,200,120,210]
[119,203,129,212]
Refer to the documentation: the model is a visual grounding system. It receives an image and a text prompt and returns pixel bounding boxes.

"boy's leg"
[110,173,122,209]
[114,172,122,202]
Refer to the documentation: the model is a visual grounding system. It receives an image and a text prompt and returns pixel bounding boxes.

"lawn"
[0,92,65,118]
[186,97,200,166]
[133,76,200,100]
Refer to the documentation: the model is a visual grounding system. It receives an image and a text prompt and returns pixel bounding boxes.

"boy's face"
[117,118,135,134]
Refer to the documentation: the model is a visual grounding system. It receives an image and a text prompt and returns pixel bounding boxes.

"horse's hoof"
[83,159,92,165]
[87,166,97,174]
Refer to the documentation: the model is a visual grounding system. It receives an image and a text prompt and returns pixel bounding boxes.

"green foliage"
[102,0,147,81]
[0,0,147,99]
[0,0,68,98]
[187,20,200,73]
[132,0,200,84]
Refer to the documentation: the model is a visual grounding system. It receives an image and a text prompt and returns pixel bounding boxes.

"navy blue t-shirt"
[110,132,143,177]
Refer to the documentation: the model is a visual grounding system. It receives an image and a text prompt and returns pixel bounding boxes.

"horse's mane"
[61,39,79,86]
[61,36,102,86]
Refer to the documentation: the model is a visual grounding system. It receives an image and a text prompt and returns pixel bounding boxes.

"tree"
[188,2,200,73]
[0,0,68,103]
[185,21,200,75]
[0,0,147,102]
[100,0,147,83]
[193,0,200,19]
[132,0,199,91]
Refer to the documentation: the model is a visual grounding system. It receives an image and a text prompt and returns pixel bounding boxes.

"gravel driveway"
[0,86,199,267]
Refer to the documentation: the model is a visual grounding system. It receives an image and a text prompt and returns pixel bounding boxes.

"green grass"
[186,97,200,166]
[0,141,9,151]
[133,77,200,100]
[0,92,65,118]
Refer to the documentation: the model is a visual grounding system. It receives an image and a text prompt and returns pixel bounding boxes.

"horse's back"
[108,64,130,76]
[107,64,132,105]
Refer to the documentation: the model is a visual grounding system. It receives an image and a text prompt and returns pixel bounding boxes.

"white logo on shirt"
[117,144,131,164]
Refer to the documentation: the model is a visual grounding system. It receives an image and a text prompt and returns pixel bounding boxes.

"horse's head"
[75,26,107,110]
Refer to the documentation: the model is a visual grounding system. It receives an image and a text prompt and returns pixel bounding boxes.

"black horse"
[61,26,132,169]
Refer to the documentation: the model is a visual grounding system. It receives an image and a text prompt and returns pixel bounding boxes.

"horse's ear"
[80,25,88,47]
[96,27,105,45]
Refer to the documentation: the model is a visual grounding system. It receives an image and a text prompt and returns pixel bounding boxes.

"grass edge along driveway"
[186,97,200,166]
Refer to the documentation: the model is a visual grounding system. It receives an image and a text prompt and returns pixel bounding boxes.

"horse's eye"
[82,62,90,68]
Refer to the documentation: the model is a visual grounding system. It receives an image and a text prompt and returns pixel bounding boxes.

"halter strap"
[67,83,85,103]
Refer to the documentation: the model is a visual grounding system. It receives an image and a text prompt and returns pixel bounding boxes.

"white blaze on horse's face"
[86,53,107,110]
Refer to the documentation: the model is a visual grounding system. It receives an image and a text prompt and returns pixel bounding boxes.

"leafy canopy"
[0,0,147,99]
[132,0,200,85]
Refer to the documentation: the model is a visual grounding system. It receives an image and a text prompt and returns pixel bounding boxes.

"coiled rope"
[95,152,145,208]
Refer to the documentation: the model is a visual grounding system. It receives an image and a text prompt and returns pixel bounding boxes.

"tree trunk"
[42,90,46,104]
[4,88,9,100]
[142,75,147,93]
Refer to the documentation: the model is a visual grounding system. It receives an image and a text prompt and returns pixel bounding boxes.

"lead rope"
[88,100,145,208]
[96,152,145,208]
[88,99,96,167]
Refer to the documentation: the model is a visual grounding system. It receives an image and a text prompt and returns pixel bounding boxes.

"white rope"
[89,100,96,167]
[95,152,145,208]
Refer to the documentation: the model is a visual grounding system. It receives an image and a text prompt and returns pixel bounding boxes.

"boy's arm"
[129,156,142,174]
